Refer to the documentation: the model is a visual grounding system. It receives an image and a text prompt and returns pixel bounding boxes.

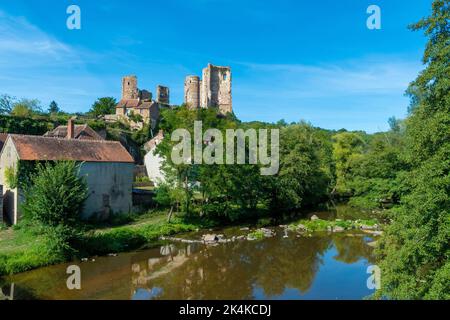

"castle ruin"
[116,75,169,129]
[184,63,232,114]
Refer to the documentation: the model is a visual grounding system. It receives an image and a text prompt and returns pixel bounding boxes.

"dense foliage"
[22,161,87,227]
[375,0,450,299]
[155,107,333,222]
[0,115,53,135]
[89,97,117,117]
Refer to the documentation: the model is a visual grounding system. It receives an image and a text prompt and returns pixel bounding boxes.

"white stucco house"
[0,132,134,224]
[143,130,166,186]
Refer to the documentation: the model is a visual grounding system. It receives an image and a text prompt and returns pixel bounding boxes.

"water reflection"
[0,283,14,300]
[2,230,377,300]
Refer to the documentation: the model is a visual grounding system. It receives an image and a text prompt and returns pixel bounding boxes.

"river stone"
[311,215,319,221]
[362,230,383,236]
[202,234,218,243]
[333,226,345,232]
[367,241,378,247]
[260,228,275,237]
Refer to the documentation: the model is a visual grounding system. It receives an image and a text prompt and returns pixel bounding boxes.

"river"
[0,205,379,300]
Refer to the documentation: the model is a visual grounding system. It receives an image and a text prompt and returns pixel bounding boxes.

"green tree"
[22,161,88,228]
[0,94,16,114]
[332,132,365,194]
[268,123,332,212]
[10,99,42,117]
[377,0,450,299]
[128,111,143,123]
[48,101,60,114]
[89,97,117,117]
[347,132,406,209]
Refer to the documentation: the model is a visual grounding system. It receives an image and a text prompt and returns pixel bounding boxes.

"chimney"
[67,117,75,139]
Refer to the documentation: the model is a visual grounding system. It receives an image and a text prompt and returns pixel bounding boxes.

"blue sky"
[0,0,432,132]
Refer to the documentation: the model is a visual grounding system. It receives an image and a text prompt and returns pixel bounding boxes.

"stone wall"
[184,75,201,109]
[156,85,170,104]
[185,64,232,114]
[122,75,139,100]
[201,64,232,114]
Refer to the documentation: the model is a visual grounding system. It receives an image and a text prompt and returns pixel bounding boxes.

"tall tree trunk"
[167,206,174,223]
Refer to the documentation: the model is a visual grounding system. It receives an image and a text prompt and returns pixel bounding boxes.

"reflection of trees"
[5,229,377,300]
[254,236,331,297]
[332,234,376,264]
[138,235,333,299]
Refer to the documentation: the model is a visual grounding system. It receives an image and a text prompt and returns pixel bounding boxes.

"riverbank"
[2,211,382,300]
[0,205,384,277]
[0,210,206,276]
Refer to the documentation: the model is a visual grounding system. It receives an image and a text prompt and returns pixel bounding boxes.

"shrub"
[21,161,88,228]
[248,230,265,240]
[4,166,18,189]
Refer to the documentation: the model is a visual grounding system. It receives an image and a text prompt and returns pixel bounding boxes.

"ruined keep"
[156,85,170,105]
[184,63,232,114]
[122,76,140,100]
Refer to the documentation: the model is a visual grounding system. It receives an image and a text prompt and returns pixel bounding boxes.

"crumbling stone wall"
[156,85,170,105]
[185,64,232,114]
[201,64,232,114]
[139,89,152,101]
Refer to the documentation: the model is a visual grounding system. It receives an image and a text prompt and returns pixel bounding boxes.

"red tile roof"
[0,133,9,151]
[116,99,156,109]
[9,134,134,163]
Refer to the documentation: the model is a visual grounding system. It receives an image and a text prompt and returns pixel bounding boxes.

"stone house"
[0,134,134,225]
[115,76,169,129]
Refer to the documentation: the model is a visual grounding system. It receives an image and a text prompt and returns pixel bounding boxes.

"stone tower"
[200,63,232,114]
[122,75,139,100]
[156,85,170,105]
[184,75,201,109]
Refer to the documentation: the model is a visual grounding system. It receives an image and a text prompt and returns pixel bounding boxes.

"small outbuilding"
[0,134,134,224]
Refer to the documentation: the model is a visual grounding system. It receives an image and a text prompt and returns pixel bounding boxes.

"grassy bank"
[0,210,205,276]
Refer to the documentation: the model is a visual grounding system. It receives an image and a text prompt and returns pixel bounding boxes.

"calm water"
[0,206,378,300]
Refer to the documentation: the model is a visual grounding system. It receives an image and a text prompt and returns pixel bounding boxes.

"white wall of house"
[0,139,20,224]
[79,162,134,219]
[144,149,165,186]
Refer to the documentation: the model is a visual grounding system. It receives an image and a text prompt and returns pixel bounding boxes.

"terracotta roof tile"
[0,133,9,151]
[9,134,134,163]
[116,99,156,109]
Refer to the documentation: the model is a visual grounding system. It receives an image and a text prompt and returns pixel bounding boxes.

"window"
[223,74,227,80]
